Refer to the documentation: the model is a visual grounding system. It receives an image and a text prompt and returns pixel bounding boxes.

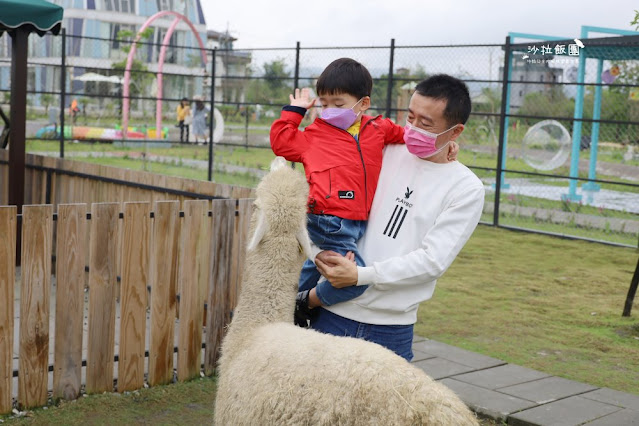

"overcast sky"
[201,0,639,48]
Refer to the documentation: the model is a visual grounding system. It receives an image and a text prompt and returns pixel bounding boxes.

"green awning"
[0,0,63,37]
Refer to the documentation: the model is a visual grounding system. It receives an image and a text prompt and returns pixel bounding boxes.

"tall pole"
[208,48,216,181]
[59,28,66,159]
[494,36,511,226]
[8,27,28,213]
[9,27,29,266]
[294,41,300,91]
[385,38,395,119]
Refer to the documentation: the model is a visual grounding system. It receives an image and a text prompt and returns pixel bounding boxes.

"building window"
[110,24,135,58]
[157,0,174,11]
[104,0,135,13]
[539,75,544,82]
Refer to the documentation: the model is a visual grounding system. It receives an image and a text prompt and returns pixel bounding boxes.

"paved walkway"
[411,336,639,425]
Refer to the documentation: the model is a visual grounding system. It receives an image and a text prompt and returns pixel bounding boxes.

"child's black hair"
[316,58,373,99]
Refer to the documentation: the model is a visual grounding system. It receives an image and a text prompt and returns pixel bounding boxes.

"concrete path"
[411,336,639,425]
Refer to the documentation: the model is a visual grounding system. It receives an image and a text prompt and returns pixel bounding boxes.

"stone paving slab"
[411,348,436,362]
[582,408,639,425]
[452,364,551,390]
[410,338,639,425]
[580,387,639,410]
[440,378,537,422]
[508,396,622,426]
[412,339,505,369]
[497,376,597,404]
[413,357,476,380]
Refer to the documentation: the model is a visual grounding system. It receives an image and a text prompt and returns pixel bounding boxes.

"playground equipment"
[522,120,571,171]
[121,11,207,141]
[35,125,168,141]
[504,27,639,199]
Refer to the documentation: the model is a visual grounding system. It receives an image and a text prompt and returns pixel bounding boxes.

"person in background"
[70,99,80,125]
[176,97,191,143]
[191,95,209,145]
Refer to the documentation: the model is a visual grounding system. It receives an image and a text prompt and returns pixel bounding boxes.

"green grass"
[2,377,218,425]
[481,210,639,247]
[490,192,639,221]
[416,225,639,395]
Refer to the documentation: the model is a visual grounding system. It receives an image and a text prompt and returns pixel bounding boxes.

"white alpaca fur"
[214,157,478,426]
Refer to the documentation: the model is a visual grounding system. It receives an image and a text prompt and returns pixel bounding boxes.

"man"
[313,74,485,361]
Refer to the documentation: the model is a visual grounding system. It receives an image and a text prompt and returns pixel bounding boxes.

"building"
[0,0,250,114]
[501,52,564,110]
[206,29,251,104]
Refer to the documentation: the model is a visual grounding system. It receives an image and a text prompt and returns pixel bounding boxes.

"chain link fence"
[1,32,638,246]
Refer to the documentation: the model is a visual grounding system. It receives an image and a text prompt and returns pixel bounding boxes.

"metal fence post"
[494,36,511,227]
[385,38,395,119]
[208,48,216,182]
[59,28,66,159]
[623,256,639,317]
[294,41,300,91]
[291,41,300,169]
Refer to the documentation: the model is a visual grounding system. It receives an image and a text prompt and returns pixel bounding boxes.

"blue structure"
[498,32,571,190]
[506,27,639,201]
[573,26,639,197]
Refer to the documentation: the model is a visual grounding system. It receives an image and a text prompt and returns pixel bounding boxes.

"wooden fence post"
[53,204,87,401]
[118,202,151,392]
[86,203,119,394]
[148,201,179,386]
[18,205,53,409]
[204,199,235,375]
[0,207,16,413]
[177,200,210,381]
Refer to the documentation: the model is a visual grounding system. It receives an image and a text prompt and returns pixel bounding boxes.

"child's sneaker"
[294,289,319,327]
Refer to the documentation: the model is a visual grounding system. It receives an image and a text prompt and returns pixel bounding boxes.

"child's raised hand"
[289,88,316,109]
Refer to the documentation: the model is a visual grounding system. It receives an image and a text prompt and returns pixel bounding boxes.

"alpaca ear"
[270,156,287,171]
[296,218,313,261]
[247,209,268,251]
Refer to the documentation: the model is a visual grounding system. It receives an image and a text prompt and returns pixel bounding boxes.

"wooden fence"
[0,150,255,208]
[0,199,253,412]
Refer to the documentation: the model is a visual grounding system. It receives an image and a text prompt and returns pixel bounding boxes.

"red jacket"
[270,107,404,220]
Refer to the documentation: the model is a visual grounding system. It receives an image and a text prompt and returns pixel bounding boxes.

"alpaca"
[214,157,478,426]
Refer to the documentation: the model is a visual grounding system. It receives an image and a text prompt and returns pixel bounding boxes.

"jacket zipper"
[319,117,378,216]
[356,118,376,215]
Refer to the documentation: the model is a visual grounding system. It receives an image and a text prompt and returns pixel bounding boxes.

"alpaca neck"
[225,238,301,344]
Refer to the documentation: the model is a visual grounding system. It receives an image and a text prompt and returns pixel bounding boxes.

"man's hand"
[448,141,459,162]
[315,252,358,289]
[289,88,316,109]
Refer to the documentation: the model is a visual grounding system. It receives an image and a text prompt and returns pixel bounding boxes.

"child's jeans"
[298,214,367,306]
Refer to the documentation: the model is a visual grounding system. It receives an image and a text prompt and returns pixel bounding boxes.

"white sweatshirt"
[325,144,485,325]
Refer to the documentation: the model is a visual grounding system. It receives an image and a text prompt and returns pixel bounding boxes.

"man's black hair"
[316,58,373,99]
[414,74,471,125]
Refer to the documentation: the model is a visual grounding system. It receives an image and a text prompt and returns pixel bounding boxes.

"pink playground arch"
[121,11,207,139]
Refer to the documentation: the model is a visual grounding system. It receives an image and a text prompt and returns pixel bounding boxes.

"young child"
[176,97,191,143]
[270,58,406,327]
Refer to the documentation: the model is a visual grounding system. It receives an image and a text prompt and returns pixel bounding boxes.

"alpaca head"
[247,157,312,260]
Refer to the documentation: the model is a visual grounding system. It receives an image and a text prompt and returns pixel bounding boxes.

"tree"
[40,93,54,114]
[111,28,155,110]
[371,65,428,117]
[245,59,292,106]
